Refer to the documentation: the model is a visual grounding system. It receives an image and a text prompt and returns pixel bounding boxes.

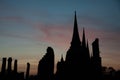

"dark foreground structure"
[0,12,120,80]
[54,12,102,80]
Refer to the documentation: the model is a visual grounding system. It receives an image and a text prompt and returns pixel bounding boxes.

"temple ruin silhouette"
[55,12,102,80]
[0,12,120,80]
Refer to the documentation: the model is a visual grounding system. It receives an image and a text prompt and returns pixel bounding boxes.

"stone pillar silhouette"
[1,57,7,74]
[92,38,100,57]
[14,59,17,73]
[7,57,12,74]
[91,38,102,80]
[26,62,30,80]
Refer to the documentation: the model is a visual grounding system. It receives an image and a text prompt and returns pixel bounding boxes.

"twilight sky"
[0,0,120,75]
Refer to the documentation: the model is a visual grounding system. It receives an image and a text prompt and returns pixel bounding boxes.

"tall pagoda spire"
[60,54,64,62]
[82,28,86,47]
[87,40,90,56]
[71,11,81,47]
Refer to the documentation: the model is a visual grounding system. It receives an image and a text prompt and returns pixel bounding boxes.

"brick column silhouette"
[26,62,30,80]
[7,57,12,74]
[1,57,7,74]
[14,59,17,73]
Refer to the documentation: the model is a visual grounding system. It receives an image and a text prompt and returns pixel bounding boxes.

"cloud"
[33,21,120,50]
[0,16,34,26]
[34,22,120,69]
[34,23,72,49]
[0,31,32,40]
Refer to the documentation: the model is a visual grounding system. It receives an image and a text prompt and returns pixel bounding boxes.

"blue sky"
[0,0,120,75]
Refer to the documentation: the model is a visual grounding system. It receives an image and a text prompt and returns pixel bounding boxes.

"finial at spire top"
[83,27,85,34]
[75,11,76,14]
[71,11,81,46]
[74,11,77,18]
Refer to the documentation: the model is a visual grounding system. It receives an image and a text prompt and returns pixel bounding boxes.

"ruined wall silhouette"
[37,47,54,80]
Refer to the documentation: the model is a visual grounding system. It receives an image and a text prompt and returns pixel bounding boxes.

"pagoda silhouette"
[37,12,102,80]
[54,12,102,80]
[1,12,120,80]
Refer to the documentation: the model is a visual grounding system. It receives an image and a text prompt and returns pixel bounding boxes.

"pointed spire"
[61,54,64,62]
[87,40,90,54]
[71,11,81,46]
[74,11,77,28]
[82,28,86,47]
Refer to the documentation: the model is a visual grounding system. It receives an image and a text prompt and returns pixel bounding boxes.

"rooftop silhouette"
[0,12,120,80]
